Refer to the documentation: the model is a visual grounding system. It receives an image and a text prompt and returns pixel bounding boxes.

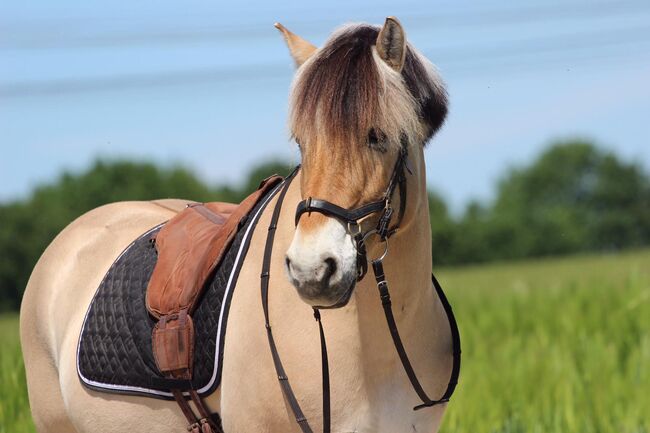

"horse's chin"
[296,279,357,309]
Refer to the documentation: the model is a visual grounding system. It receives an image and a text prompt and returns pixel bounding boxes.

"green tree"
[430,139,650,266]
[0,158,297,311]
[429,190,456,265]
[237,160,295,202]
[490,140,650,259]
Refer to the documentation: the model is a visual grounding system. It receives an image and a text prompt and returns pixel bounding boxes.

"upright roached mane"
[290,24,448,148]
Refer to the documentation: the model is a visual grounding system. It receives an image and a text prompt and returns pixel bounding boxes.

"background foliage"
[440,248,650,433]
[428,139,650,265]
[0,160,292,310]
[1,139,649,310]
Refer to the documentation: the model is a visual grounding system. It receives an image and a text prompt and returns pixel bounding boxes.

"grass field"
[0,314,34,433]
[439,249,650,433]
[1,249,649,432]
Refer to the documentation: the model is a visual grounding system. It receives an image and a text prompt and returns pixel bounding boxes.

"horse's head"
[277,18,448,308]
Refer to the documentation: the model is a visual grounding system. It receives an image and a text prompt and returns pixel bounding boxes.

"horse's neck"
[355,150,435,357]
[279,154,438,382]
[362,146,433,307]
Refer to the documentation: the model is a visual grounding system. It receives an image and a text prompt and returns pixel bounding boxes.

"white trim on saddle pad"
[76,181,284,399]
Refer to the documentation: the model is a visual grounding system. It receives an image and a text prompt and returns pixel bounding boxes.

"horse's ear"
[376,17,406,72]
[274,23,317,67]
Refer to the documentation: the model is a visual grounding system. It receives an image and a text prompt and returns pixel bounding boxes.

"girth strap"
[171,389,223,433]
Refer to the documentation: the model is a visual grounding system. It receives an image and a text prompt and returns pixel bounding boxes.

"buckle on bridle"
[376,206,394,240]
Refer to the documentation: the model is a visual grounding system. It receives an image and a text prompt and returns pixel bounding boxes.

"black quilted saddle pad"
[77,184,280,400]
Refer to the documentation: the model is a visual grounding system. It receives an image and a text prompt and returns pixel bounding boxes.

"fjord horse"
[21,17,453,433]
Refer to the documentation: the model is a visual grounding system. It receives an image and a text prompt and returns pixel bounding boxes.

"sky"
[1,0,649,213]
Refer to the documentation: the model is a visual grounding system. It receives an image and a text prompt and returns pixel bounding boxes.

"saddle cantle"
[77,175,284,402]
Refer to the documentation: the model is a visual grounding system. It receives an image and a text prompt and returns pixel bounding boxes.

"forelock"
[289,23,448,148]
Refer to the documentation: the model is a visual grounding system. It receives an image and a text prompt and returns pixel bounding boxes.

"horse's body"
[21,18,455,433]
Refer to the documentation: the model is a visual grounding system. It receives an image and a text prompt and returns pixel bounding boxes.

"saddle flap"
[146,175,284,318]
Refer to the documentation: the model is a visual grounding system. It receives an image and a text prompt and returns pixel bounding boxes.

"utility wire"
[446,44,650,79]
[2,14,649,97]
[427,25,650,62]
[2,0,649,50]
[2,40,648,98]
[0,66,287,98]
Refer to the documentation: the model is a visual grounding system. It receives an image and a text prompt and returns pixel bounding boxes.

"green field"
[1,250,649,433]
[440,249,650,433]
[0,314,34,433]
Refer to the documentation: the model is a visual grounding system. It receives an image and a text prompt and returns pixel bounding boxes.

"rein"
[261,152,461,433]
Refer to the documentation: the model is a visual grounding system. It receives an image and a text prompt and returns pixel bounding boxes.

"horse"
[20,17,455,433]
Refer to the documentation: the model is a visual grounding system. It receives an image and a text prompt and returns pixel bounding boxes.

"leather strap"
[188,203,228,225]
[190,390,221,433]
[371,259,461,410]
[313,309,331,433]
[261,168,317,433]
[431,273,461,404]
[172,389,223,433]
[172,389,199,427]
[295,198,385,226]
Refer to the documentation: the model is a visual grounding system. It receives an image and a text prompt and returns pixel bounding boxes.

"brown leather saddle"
[145,175,283,432]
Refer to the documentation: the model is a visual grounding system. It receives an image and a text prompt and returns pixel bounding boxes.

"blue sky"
[1,0,649,212]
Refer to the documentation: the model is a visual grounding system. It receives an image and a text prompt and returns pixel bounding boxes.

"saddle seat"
[146,175,283,381]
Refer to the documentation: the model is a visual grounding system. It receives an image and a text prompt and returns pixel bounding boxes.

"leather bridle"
[261,147,461,433]
[295,137,412,283]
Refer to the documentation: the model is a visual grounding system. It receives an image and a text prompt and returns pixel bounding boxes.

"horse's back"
[20,199,189,433]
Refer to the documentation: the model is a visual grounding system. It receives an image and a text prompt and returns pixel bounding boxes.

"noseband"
[295,138,412,281]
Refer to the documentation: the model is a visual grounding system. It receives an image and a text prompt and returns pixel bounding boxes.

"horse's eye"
[367,128,387,153]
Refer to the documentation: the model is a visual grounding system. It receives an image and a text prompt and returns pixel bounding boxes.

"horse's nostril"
[285,256,292,271]
[323,257,337,282]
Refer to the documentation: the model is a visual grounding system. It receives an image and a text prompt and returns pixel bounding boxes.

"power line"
[3,50,647,99]
[2,0,649,50]
[445,43,650,78]
[427,25,650,62]
[1,23,648,97]
[0,65,290,98]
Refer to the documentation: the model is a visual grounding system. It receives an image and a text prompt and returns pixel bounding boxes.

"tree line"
[428,140,650,264]
[1,139,648,310]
